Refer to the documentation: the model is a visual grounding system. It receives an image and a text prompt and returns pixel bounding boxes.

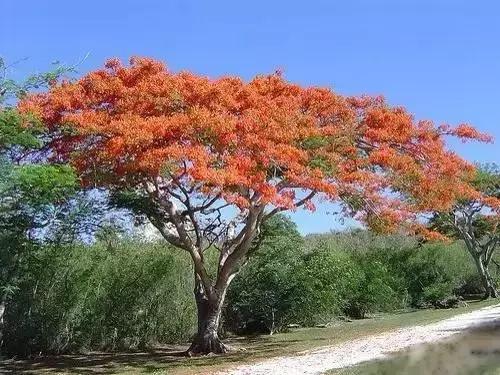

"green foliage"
[0,57,72,104]
[9,164,76,205]
[343,257,405,319]
[0,63,80,345]
[324,233,476,309]
[0,140,77,301]
[2,239,196,356]
[295,244,360,324]
[300,135,331,150]
[473,163,500,199]
[225,215,304,334]
[297,234,408,321]
[0,119,78,331]
[0,109,42,151]
[226,229,482,335]
[1,220,488,356]
[402,242,475,306]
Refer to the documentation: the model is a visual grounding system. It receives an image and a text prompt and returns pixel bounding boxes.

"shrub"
[402,242,475,307]
[304,231,477,312]
[294,243,361,324]
[224,216,304,334]
[3,239,196,356]
[343,258,406,319]
[3,224,484,355]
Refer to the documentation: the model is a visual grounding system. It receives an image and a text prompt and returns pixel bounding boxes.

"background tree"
[20,57,491,355]
[430,164,500,298]
[0,60,77,348]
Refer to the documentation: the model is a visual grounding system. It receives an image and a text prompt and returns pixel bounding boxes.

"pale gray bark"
[0,293,7,349]
[452,207,498,299]
[139,174,316,354]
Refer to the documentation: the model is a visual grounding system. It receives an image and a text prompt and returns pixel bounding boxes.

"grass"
[1,299,497,375]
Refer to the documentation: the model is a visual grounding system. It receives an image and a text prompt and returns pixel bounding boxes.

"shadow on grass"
[0,337,298,375]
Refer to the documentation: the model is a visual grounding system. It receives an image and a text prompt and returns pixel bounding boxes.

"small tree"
[20,57,491,354]
[430,164,500,298]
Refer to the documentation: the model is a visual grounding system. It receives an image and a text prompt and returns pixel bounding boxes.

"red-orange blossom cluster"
[19,57,493,236]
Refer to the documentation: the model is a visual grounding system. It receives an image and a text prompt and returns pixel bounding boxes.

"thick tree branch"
[215,206,265,290]
[143,179,213,295]
[263,190,316,221]
[485,236,498,266]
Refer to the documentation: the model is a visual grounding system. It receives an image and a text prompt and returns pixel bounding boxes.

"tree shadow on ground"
[0,336,299,374]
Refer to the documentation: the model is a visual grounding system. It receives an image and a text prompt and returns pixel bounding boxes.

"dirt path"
[220,303,500,375]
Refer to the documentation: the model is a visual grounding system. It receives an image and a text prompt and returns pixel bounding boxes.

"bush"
[401,242,475,307]
[224,216,304,334]
[343,258,406,319]
[304,232,478,312]
[294,243,361,324]
[3,223,484,355]
[455,274,488,298]
[226,229,481,333]
[2,239,196,356]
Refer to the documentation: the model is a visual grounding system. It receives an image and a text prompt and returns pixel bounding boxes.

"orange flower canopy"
[20,57,492,235]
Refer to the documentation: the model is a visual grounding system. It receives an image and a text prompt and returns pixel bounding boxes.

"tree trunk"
[0,296,6,351]
[483,266,498,298]
[187,276,229,356]
[474,256,498,299]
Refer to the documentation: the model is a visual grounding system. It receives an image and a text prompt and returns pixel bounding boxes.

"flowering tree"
[20,57,492,354]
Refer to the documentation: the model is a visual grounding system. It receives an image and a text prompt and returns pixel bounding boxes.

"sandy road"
[219,303,500,375]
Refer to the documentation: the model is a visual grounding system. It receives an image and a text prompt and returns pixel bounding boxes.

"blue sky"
[2,0,499,234]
